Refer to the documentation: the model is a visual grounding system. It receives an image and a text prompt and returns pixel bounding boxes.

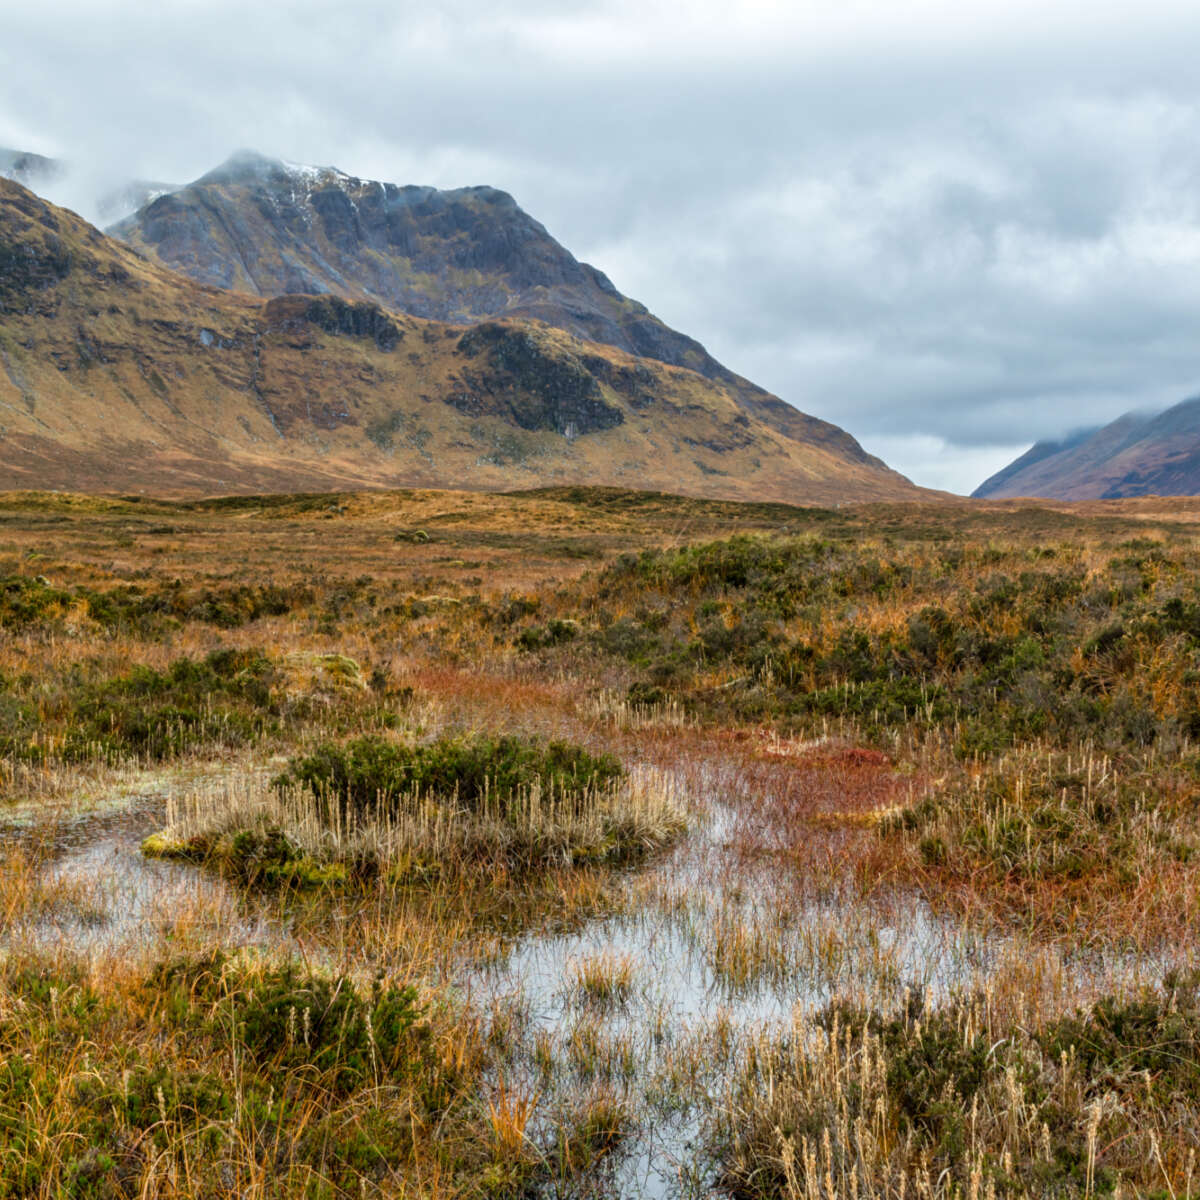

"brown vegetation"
[3,486,1200,1196]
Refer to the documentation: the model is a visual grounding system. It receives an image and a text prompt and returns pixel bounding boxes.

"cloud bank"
[6,0,1200,493]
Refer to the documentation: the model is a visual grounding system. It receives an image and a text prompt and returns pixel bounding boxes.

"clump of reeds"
[586,687,694,731]
[567,951,638,1007]
[144,735,685,885]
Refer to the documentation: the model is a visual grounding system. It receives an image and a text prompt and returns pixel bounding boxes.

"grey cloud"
[7,2,1200,492]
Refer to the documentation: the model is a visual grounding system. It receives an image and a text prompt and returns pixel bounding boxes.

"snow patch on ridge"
[281,160,351,192]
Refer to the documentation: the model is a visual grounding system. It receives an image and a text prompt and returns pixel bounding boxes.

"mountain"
[0,177,924,501]
[109,150,843,450]
[973,399,1200,499]
[96,179,177,224]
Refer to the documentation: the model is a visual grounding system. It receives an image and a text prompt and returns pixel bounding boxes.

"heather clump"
[718,974,1200,1200]
[145,733,681,885]
[276,731,624,817]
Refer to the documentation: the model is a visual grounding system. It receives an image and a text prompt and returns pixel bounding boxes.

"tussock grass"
[888,745,1200,942]
[585,686,695,731]
[0,946,489,1198]
[567,951,638,1007]
[144,755,685,885]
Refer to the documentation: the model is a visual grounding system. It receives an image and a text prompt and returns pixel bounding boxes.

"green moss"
[139,831,188,858]
[142,826,350,889]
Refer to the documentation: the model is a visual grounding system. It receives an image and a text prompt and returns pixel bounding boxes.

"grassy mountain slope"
[0,178,924,502]
[974,399,1200,499]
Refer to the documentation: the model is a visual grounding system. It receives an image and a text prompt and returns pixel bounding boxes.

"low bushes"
[0,573,318,635]
[885,748,1200,937]
[149,953,432,1096]
[0,951,472,1198]
[276,732,624,816]
[145,734,680,885]
[502,534,1200,758]
[0,649,399,766]
[717,974,1200,1199]
[0,648,282,764]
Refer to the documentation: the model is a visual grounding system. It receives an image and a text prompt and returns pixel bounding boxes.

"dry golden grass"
[144,763,685,884]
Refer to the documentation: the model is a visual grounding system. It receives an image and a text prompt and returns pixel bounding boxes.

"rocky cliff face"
[974,399,1200,500]
[111,152,682,341]
[0,177,926,503]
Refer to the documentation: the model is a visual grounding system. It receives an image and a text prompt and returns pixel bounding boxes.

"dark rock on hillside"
[265,295,404,352]
[455,322,624,436]
[0,186,77,304]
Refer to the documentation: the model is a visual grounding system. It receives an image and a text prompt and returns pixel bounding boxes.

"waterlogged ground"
[7,491,1200,1195]
[9,731,1181,1198]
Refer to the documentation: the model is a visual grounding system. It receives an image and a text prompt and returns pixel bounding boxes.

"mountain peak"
[198,149,291,185]
[110,150,874,457]
[0,175,923,502]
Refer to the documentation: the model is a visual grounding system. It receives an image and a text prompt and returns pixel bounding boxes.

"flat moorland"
[3,485,1200,1198]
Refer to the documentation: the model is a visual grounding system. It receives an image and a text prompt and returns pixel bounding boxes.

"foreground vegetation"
[3,486,1200,1196]
[720,971,1200,1200]
[144,733,681,886]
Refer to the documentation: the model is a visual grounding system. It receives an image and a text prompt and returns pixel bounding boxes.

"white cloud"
[9,1,1200,493]
[860,435,1035,496]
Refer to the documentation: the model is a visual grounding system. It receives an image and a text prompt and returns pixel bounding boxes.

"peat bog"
[3,486,1200,1197]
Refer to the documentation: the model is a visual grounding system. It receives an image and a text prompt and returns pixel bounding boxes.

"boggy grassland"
[4,485,1200,1198]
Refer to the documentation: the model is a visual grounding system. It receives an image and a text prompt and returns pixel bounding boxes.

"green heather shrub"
[720,974,1200,1199]
[73,1064,231,1148]
[0,575,84,631]
[276,732,624,817]
[149,954,432,1096]
[64,649,280,761]
[0,647,400,766]
[570,534,1200,755]
[0,951,461,1198]
[1041,969,1200,1102]
[515,618,579,650]
[0,573,318,635]
[0,649,282,763]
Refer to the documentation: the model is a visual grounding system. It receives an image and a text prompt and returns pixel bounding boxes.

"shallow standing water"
[6,799,284,955]
[7,754,1171,1199]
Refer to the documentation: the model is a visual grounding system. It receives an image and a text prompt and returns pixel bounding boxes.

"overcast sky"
[6,0,1200,493]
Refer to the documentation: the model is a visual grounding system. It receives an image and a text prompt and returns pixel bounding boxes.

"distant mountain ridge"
[108,150,859,455]
[974,398,1200,499]
[0,176,926,502]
